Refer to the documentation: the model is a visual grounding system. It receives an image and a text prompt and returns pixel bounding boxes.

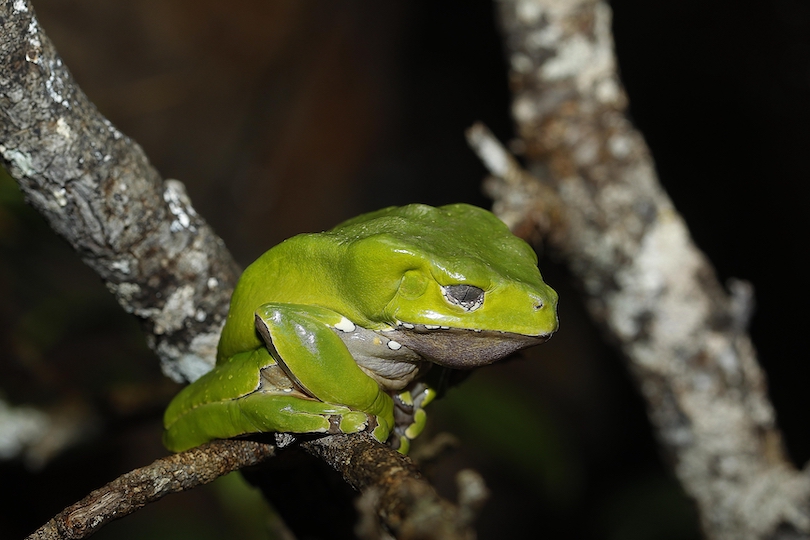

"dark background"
[1,1,808,538]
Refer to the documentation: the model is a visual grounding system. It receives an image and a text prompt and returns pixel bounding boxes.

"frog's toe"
[404,408,428,440]
[335,411,369,434]
[371,421,391,444]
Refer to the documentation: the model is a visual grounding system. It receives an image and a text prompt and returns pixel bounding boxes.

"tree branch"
[0,0,239,384]
[486,0,810,538]
[25,440,277,540]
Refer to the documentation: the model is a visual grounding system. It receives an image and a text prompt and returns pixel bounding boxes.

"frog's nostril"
[534,301,544,310]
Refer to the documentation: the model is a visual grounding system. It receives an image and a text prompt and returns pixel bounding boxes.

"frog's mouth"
[384,324,551,369]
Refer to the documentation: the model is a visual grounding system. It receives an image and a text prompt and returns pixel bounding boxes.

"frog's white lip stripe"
[334,318,356,333]
[395,320,545,337]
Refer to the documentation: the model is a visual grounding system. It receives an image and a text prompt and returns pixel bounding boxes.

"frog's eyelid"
[441,284,484,311]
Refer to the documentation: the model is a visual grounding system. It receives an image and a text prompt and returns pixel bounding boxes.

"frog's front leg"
[255,303,395,443]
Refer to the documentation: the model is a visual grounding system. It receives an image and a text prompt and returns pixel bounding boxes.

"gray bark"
[0,0,240,384]
[484,0,810,538]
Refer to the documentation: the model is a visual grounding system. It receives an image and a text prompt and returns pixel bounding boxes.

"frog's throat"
[380,325,550,369]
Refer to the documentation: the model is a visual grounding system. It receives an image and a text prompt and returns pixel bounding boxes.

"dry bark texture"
[486,0,810,538]
[0,0,240,384]
[25,440,277,540]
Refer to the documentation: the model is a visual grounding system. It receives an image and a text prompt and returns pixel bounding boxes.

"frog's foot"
[326,409,373,435]
[239,392,376,437]
[389,383,437,454]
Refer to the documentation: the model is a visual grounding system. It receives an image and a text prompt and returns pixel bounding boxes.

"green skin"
[163,203,558,453]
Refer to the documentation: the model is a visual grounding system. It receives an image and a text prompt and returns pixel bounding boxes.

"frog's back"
[216,234,344,362]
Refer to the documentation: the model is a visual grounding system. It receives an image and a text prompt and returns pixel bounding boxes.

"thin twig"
[25,440,277,540]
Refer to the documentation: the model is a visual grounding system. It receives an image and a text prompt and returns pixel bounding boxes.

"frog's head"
[335,204,558,369]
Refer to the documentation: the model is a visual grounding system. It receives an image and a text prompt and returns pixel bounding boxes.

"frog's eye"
[442,284,484,312]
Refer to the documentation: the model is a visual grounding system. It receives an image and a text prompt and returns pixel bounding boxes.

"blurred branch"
[0,398,98,469]
[1,1,473,538]
[482,0,810,538]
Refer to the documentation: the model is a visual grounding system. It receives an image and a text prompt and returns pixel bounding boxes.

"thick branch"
[0,0,240,383]
[488,1,810,538]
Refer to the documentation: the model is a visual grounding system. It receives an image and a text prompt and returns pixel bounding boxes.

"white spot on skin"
[207,277,219,290]
[401,323,415,329]
[387,340,402,351]
[424,325,440,330]
[334,318,356,333]
[13,0,28,12]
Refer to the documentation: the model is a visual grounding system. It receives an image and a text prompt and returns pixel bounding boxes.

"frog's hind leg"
[236,392,371,439]
[163,392,371,452]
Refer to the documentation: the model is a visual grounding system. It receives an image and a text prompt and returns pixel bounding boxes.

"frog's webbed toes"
[388,383,437,453]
